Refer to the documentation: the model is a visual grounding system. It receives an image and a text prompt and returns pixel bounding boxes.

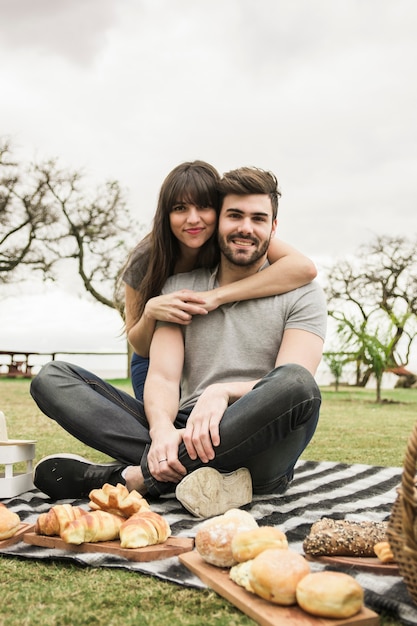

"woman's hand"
[147,424,187,484]
[191,290,222,313]
[145,290,209,324]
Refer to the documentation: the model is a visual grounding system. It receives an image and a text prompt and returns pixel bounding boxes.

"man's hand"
[182,384,229,463]
[147,424,187,484]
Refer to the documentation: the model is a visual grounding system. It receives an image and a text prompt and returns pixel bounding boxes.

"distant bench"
[0,352,35,378]
[0,351,128,379]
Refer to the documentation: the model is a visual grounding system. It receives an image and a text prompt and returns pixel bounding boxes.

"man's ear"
[271,218,278,238]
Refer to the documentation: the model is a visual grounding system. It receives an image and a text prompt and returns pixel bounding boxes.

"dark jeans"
[30,361,321,498]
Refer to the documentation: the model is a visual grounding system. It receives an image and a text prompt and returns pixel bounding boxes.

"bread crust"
[89,483,150,518]
[35,504,88,536]
[60,510,124,544]
[229,560,254,592]
[119,510,171,548]
[296,571,364,618]
[249,548,310,605]
[0,503,20,540]
[231,526,288,562]
[373,541,395,563]
[303,517,388,557]
[195,509,258,567]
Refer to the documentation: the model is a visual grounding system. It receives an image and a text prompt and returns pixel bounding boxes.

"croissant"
[374,541,395,563]
[119,510,171,549]
[89,482,150,518]
[0,503,20,540]
[35,504,88,537]
[60,510,124,545]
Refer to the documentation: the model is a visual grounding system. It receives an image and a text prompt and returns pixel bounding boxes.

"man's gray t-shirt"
[160,265,327,410]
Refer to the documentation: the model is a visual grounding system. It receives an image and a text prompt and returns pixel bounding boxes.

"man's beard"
[218,233,270,267]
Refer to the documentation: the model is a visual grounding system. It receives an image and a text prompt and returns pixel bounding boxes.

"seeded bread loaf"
[303,517,388,557]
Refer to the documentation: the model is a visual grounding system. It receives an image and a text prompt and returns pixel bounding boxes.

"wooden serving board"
[305,554,398,576]
[179,551,379,626]
[0,523,35,548]
[23,532,194,563]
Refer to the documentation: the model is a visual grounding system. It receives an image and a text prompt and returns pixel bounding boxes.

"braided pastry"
[89,482,150,518]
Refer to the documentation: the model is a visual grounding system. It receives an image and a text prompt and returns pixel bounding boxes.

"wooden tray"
[0,523,35,548]
[23,532,194,563]
[305,554,399,576]
[179,551,379,626]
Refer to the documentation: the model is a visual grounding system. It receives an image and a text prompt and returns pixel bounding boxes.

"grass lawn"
[1,378,416,625]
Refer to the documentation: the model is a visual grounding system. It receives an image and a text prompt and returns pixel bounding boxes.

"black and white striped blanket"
[2,460,417,626]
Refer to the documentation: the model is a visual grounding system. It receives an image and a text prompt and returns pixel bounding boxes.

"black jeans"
[31,361,321,497]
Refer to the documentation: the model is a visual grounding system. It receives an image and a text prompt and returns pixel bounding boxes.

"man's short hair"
[218,167,281,219]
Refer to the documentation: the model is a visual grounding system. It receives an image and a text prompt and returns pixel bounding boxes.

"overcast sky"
[1,0,416,366]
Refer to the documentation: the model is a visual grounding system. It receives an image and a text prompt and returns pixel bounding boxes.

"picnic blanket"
[2,460,417,626]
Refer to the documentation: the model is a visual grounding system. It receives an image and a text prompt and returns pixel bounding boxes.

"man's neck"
[216,255,267,286]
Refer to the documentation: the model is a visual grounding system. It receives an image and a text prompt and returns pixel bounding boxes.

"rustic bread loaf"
[249,548,310,605]
[195,508,258,567]
[303,517,388,557]
[0,503,20,540]
[229,560,254,592]
[296,571,364,618]
[231,526,288,562]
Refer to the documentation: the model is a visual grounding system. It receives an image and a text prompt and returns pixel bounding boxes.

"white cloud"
[1,0,416,359]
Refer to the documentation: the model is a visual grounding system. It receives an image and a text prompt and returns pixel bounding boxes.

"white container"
[0,411,36,498]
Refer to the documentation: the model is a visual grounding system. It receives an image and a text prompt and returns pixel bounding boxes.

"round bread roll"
[231,526,288,562]
[296,571,364,618]
[0,503,21,540]
[229,559,254,592]
[250,548,310,605]
[195,508,258,567]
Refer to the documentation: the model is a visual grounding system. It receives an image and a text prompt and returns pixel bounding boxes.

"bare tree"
[0,139,59,280]
[325,234,417,388]
[0,139,140,312]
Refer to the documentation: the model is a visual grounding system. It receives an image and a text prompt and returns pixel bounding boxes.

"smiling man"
[32,167,327,519]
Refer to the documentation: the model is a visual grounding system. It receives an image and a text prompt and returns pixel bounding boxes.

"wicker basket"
[388,420,417,605]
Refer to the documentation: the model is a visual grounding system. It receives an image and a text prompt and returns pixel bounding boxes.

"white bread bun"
[250,548,310,605]
[229,560,254,592]
[231,526,288,562]
[0,503,20,540]
[195,508,258,567]
[296,571,364,618]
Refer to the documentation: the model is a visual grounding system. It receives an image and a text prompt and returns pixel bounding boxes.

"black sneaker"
[33,454,127,500]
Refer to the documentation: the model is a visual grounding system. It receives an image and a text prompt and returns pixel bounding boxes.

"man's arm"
[144,324,187,483]
[274,328,324,375]
[183,327,324,463]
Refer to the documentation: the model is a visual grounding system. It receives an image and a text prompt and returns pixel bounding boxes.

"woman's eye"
[172,205,186,212]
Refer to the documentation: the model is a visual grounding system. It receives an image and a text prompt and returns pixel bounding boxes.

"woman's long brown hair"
[125,161,221,330]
